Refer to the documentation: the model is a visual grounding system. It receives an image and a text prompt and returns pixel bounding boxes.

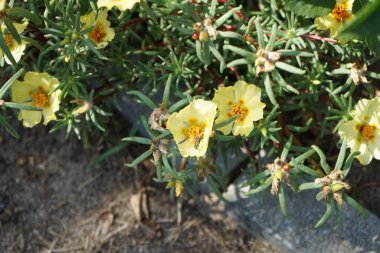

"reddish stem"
[300,34,337,44]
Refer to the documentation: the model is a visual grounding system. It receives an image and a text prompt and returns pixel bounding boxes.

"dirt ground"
[0,121,280,253]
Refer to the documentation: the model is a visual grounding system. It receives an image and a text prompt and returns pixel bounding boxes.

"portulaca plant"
[0,0,379,228]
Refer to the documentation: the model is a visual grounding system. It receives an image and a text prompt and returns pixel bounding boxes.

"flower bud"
[60,37,71,45]
[72,100,93,115]
[285,29,295,39]
[330,181,345,193]
[274,170,283,180]
[199,31,209,42]
[260,127,267,137]
[71,32,80,41]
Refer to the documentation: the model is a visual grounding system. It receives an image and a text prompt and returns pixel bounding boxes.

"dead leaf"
[98,212,114,236]
[130,192,142,221]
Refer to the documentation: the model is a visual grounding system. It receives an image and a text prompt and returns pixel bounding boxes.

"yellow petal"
[191,99,218,119]
[13,22,28,34]
[234,81,265,137]
[165,181,175,189]
[11,81,33,103]
[97,0,140,11]
[233,80,250,100]
[175,181,183,197]
[245,104,265,123]
[24,72,60,92]
[5,41,27,65]
[353,98,380,122]
[338,119,359,142]
[19,109,42,128]
[43,87,62,125]
[328,21,342,38]
[315,15,333,31]
[214,113,233,135]
[315,14,341,37]
[80,11,96,30]
[0,0,5,11]
[42,105,58,125]
[212,86,235,112]
[212,86,236,135]
[232,124,253,137]
[357,143,373,165]
[372,130,380,159]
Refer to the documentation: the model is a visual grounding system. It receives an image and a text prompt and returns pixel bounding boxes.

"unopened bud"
[274,170,283,180]
[71,32,80,41]
[60,37,71,45]
[72,100,93,115]
[260,127,267,137]
[199,31,209,42]
[343,115,350,121]
[330,181,345,193]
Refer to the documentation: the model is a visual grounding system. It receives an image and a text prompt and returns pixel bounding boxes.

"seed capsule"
[192,31,199,40]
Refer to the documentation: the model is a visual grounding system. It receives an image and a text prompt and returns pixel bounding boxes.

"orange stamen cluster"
[330,3,352,22]
[32,90,49,108]
[227,99,248,122]
[88,23,105,43]
[4,32,14,49]
[182,119,205,144]
[360,125,376,142]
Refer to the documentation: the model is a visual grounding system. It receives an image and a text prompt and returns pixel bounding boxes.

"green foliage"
[0,0,378,230]
[283,0,333,18]
[340,0,380,39]
[339,0,380,57]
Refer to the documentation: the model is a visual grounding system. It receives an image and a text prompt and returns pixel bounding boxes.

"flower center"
[4,32,15,50]
[182,119,205,148]
[330,3,352,22]
[360,124,376,142]
[228,99,248,122]
[32,91,49,108]
[88,22,106,43]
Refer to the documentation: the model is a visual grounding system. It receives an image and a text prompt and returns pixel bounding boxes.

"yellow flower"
[80,10,115,48]
[212,80,266,137]
[0,22,28,66]
[338,98,380,165]
[97,0,140,11]
[166,99,217,157]
[314,0,354,39]
[11,72,62,128]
